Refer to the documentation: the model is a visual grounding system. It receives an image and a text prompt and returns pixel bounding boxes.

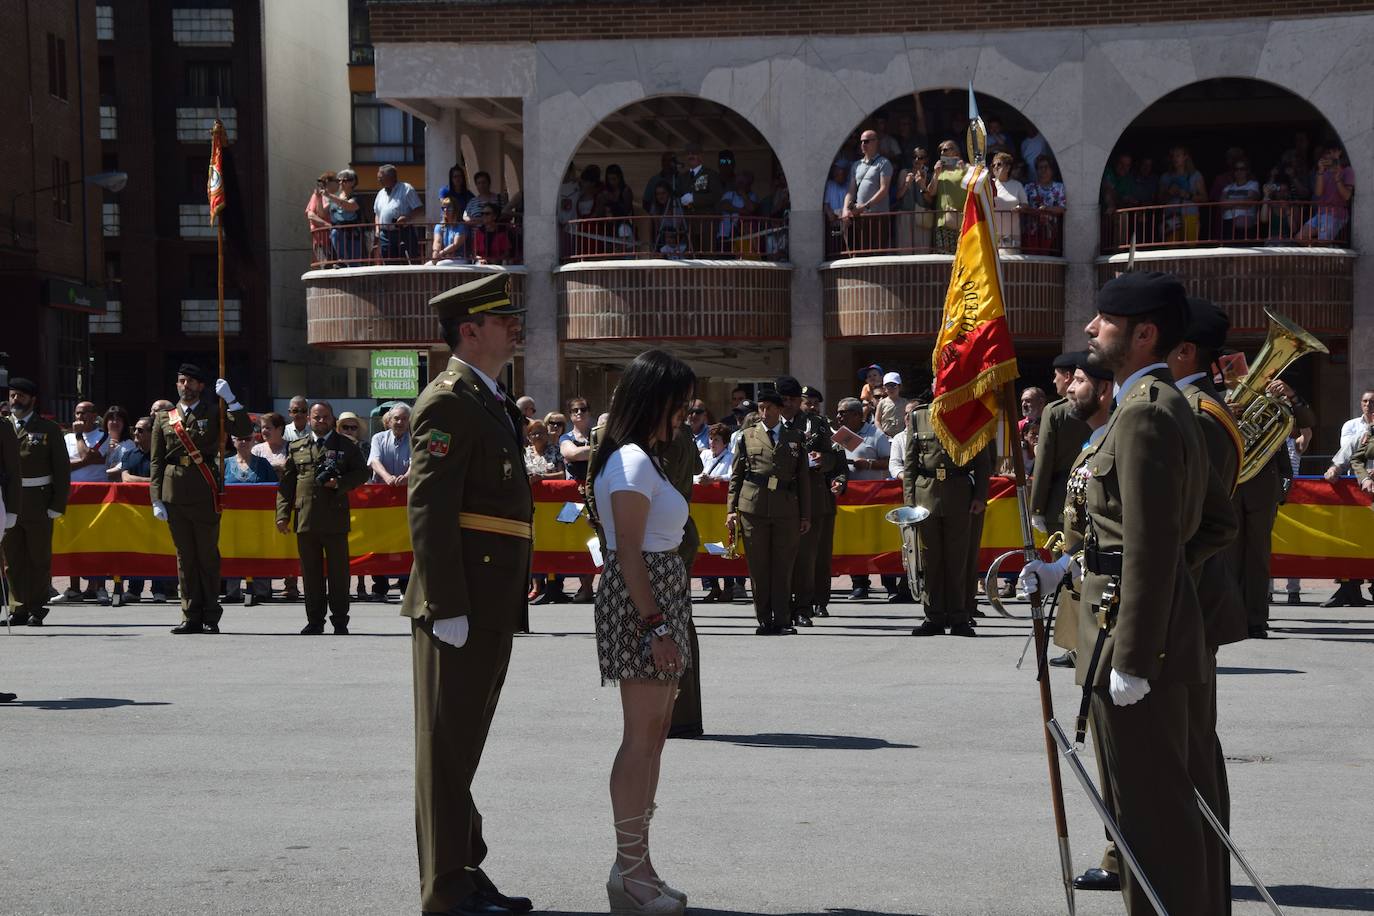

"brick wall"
[370,0,1374,42]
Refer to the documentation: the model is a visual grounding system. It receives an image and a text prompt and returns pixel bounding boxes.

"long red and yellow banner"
[44,481,1374,579]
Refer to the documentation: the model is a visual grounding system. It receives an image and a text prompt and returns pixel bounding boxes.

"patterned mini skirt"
[595,549,694,683]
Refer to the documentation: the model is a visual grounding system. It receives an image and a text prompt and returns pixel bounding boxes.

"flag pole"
[964,85,1076,916]
[209,117,228,467]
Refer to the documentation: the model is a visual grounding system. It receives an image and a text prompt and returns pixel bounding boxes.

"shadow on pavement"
[1216,666,1306,675]
[1233,883,1374,910]
[692,733,917,750]
[2,697,171,711]
[542,909,931,915]
[1271,626,1374,636]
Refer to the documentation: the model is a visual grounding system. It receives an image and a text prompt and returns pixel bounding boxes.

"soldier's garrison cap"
[801,385,823,402]
[429,272,524,319]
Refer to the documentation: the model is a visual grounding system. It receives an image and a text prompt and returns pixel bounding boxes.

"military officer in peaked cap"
[777,376,843,626]
[149,363,251,634]
[727,388,810,635]
[403,272,535,916]
[2,378,70,626]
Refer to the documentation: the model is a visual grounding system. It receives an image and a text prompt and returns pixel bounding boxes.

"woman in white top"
[587,349,695,916]
[989,150,1028,252]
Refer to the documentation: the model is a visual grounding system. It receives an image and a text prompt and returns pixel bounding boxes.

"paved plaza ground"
[2,585,1371,916]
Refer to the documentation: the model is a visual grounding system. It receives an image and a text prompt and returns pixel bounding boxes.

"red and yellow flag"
[207,119,227,225]
[929,166,1019,464]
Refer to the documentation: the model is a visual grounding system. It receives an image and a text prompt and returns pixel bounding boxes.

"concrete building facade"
[302,1,1373,448]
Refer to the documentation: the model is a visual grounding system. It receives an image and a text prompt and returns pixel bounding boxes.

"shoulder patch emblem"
[428,430,452,458]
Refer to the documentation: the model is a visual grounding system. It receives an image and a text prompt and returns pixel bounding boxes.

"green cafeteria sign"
[370,350,419,399]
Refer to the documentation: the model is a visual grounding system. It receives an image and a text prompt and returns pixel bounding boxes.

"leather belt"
[745,471,795,493]
[22,475,52,487]
[910,467,950,481]
[1084,546,1122,576]
[458,512,532,540]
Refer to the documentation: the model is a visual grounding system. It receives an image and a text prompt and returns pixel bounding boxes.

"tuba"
[1226,308,1328,484]
[884,506,930,595]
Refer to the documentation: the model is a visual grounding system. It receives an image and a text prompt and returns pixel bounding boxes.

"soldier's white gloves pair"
[215,378,242,411]
[151,500,168,522]
[1031,514,1048,534]
[432,615,469,649]
[1109,669,1151,706]
[1018,555,1080,597]
[45,509,62,520]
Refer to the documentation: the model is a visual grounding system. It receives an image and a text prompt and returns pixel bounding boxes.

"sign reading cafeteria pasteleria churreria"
[50,480,1374,578]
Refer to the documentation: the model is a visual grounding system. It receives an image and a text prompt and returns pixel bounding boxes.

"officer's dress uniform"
[150,399,251,627]
[1030,397,1091,530]
[787,411,845,618]
[276,430,369,631]
[2,412,68,621]
[405,352,533,913]
[903,404,991,630]
[728,421,810,631]
[1177,369,1245,916]
[660,423,705,737]
[1074,364,1236,916]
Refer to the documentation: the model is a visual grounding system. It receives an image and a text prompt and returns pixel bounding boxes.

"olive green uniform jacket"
[275,432,370,534]
[149,400,252,511]
[2,413,71,614]
[1030,398,1092,524]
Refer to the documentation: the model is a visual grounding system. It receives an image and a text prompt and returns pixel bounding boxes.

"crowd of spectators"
[824,109,1067,257]
[1100,135,1355,246]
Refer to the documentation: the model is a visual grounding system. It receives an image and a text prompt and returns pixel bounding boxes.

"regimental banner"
[50,481,1374,578]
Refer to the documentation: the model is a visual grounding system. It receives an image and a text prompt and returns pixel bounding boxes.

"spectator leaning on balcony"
[719,171,759,252]
[1208,147,1248,216]
[1260,170,1297,241]
[306,171,337,262]
[895,147,934,252]
[1297,144,1355,242]
[471,203,513,265]
[1219,160,1262,241]
[374,164,424,261]
[875,372,909,438]
[641,152,681,214]
[324,169,362,264]
[843,130,893,251]
[823,158,850,228]
[1021,126,1049,174]
[1133,155,1159,205]
[429,197,468,266]
[989,151,1028,252]
[1025,155,1067,254]
[1100,153,1140,214]
[1158,145,1206,243]
[925,139,968,254]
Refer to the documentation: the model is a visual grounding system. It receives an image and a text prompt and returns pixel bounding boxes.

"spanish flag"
[929,163,1019,464]
[207,119,227,225]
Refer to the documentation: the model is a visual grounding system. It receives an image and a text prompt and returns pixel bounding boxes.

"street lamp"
[9,170,129,244]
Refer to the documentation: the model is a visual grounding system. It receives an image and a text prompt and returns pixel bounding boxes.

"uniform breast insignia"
[29,432,44,444]
[935,467,947,481]
[180,456,191,467]
[326,450,338,460]
[1068,463,1093,506]
[788,441,799,455]
[502,457,513,480]
[428,431,451,458]
[197,419,208,432]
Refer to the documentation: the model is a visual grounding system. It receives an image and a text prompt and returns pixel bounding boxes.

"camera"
[314,457,341,487]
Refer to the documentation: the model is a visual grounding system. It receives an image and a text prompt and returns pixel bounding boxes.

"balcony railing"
[310,221,524,268]
[560,215,788,263]
[824,209,1064,259]
[1101,201,1352,254]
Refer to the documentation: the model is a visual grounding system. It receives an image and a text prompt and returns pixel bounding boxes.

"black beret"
[429,272,524,320]
[177,363,209,383]
[1052,351,1083,370]
[1183,297,1230,351]
[1095,271,1187,320]
[801,385,823,401]
[773,375,802,397]
[1075,355,1114,382]
[756,389,784,407]
[7,377,37,395]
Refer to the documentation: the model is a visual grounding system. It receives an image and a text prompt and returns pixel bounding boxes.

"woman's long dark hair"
[587,349,695,486]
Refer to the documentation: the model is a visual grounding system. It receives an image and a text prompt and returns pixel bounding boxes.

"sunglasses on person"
[570,407,588,414]
[339,424,359,432]
[289,407,306,414]
[688,408,705,415]
[547,421,566,428]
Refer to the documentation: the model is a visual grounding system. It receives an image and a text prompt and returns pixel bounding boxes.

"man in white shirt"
[1322,389,1374,606]
[283,395,310,442]
[64,401,113,602]
[374,163,424,261]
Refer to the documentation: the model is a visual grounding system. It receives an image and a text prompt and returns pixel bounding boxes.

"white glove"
[679,192,694,207]
[432,615,469,649]
[1019,554,1069,598]
[1031,514,1048,533]
[215,378,236,403]
[1109,668,1151,707]
[4,512,17,530]
[46,509,62,520]
[151,500,168,522]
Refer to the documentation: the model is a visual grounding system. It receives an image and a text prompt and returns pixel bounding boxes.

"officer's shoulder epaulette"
[434,371,459,392]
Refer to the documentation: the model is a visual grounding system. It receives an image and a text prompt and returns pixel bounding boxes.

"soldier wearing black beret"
[1029,352,1093,536]
[2,378,70,626]
[776,376,844,624]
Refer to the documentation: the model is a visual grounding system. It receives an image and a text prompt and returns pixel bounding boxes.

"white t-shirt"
[66,430,113,482]
[593,443,688,553]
